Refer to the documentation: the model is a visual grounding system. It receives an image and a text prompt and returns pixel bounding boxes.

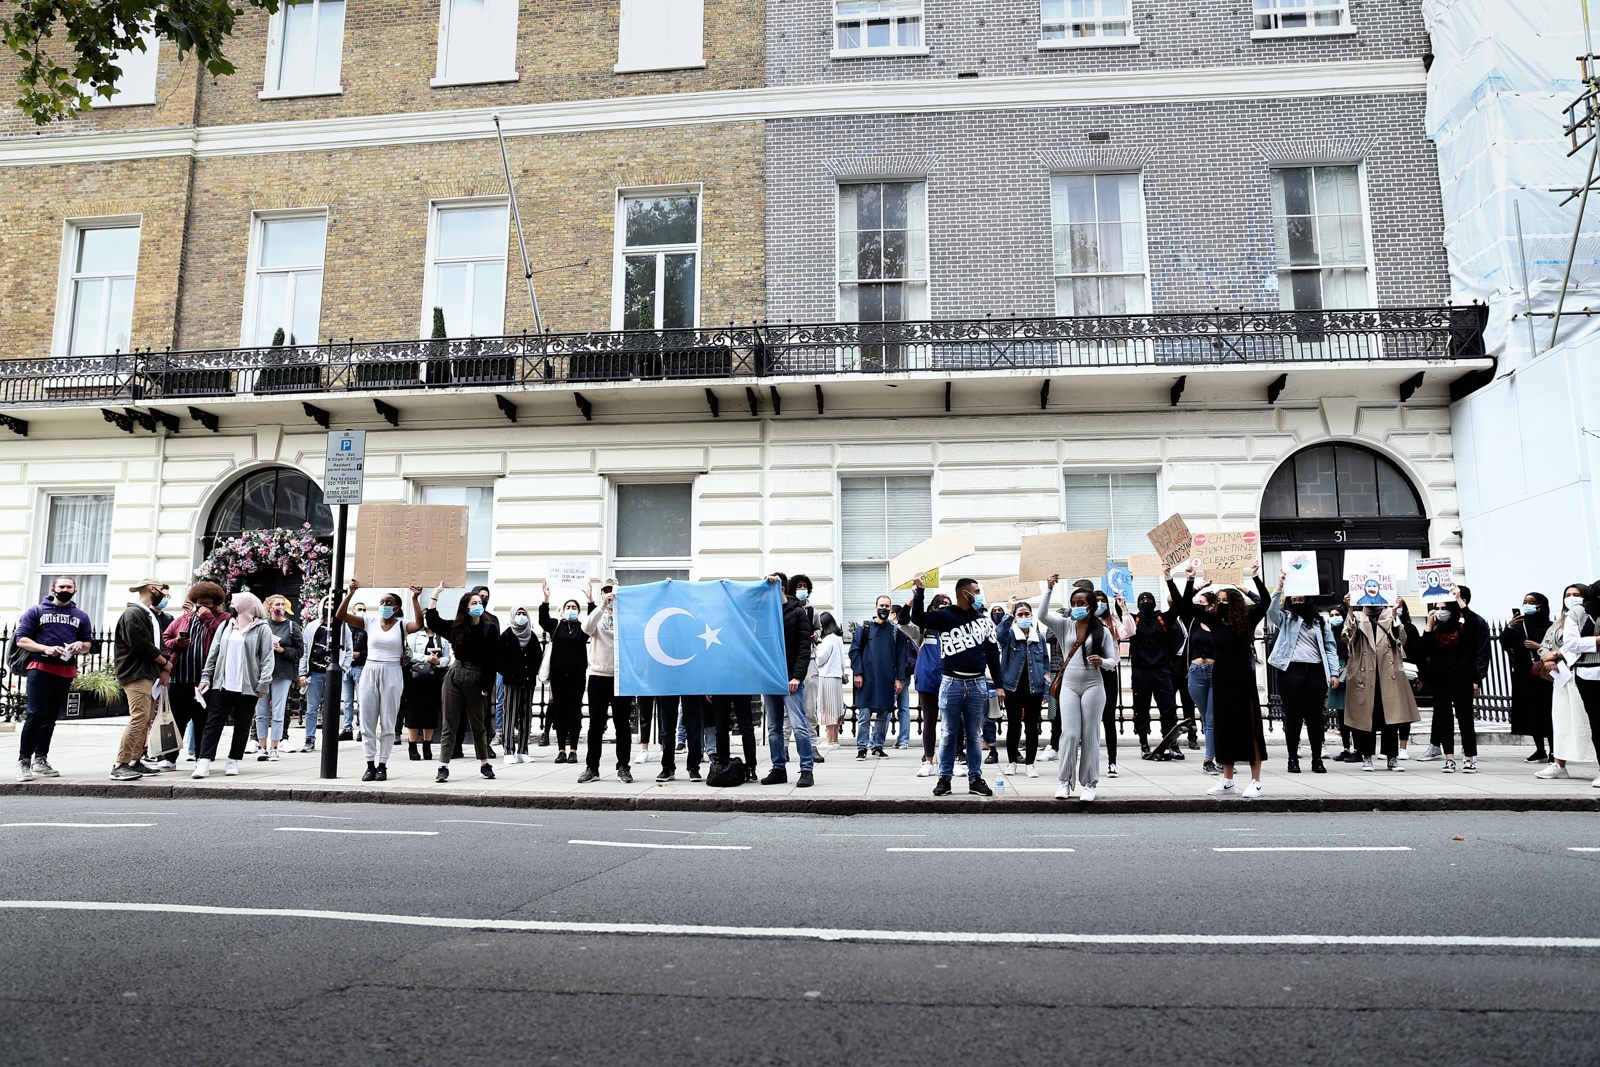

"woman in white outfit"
[336,579,422,782]
[1536,583,1600,782]
[1037,575,1119,801]
[814,612,846,747]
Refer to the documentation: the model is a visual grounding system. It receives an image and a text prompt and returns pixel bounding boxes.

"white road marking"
[78,812,184,816]
[0,822,153,828]
[887,847,1076,853]
[275,828,439,836]
[568,839,750,851]
[436,820,544,827]
[1213,846,1412,853]
[629,829,729,835]
[818,834,928,838]
[255,814,352,820]
[1031,834,1128,838]
[1569,847,1600,852]
[2,901,1593,950]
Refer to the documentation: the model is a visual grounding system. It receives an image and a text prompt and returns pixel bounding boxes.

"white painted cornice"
[0,58,1425,168]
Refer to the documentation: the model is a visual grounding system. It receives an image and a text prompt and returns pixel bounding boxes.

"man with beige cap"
[111,578,173,780]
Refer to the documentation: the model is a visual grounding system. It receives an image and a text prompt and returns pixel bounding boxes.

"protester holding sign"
[1118,590,1183,760]
[1536,583,1600,781]
[1267,571,1341,774]
[539,582,594,766]
[1341,596,1420,772]
[1416,592,1486,773]
[426,583,499,783]
[337,580,422,782]
[1038,576,1118,801]
[850,594,907,764]
[899,591,952,777]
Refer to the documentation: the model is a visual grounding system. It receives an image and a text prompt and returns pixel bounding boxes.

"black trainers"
[984,749,999,765]
[796,770,814,788]
[1140,740,1152,757]
[577,768,599,783]
[688,766,702,781]
[1168,748,1185,761]
[618,767,634,784]
[435,766,449,783]
[872,746,888,759]
[932,776,952,796]
[676,742,686,753]
[762,767,787,785]
[127,760,161,775]
[338,730,353,741]
[969,777,993,796]
[1311,756,1327,774]
[110,763,143,780]
[375,764,388,782]
[1286,757,1301,773]
[744,766,758,783]
[361,766,377,782]
[480,763,496,779]
[539,731,550,747]
[656,769,675,783]
[856,749,867,761]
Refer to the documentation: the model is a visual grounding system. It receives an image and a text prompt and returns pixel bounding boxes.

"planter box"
[255,365,323,394]
[355,362,420,388]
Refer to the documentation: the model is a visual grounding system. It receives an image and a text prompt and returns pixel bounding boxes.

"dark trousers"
[918,689,939,760]
[1278,662,1329,758]
[635,696,655,746]
[199,690,256,761]
[21,669,71,761]
[439,666,491,763]
[1101,668,1119,765]
[1172,658,1198,743]
[1429,677,1478,757]
[585,674,633,771]
[549,673,584,749]
[712,694,757,767]
[1004,688,1043,764]
[1576,678,1600,751]
[168,682,206,760]
[1131,667,1177,742]
[655,695,703,774]
[1353,688,1400,760]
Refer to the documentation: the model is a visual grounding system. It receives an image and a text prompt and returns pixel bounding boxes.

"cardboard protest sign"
[982,576,1044,604]
[1282,550,1319,597]
[1147,514,1195,572]
[1127,553,1164,578]
[353,504,469,588]
[1105,564,1134,601]
[1018,528,1108,581]
[1191,530,1259,582]
[891,526,974,591]
[1415,558,1455,602]
[1349,571,1398,607]
[546,560,592,588]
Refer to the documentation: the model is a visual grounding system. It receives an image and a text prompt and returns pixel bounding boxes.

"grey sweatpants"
[359,661,404,763]
[1057,666,1107,789]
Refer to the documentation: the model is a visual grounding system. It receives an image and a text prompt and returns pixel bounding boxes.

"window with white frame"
[1270,165,1370,311]
[617,0,705,72]
[92,30,159,106]
[421,485,494,607]
[616,191,700,331]
[37,494,114,624]
[1041,0,1136,45]
[1051,173,1146,316]
[834,1,923,55]
[613,482,693,586]
[434,0,519,85]
[62,223,140,357]
[247,214,326,347]
[840,475,930,626]
[1063,472,1159,594]
[1253,0,1351,34]
[424,202,508,338]
[263,0,346,97]
[838,182,928,323]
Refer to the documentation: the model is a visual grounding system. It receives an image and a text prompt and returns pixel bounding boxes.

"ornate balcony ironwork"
[0,306,1486,409]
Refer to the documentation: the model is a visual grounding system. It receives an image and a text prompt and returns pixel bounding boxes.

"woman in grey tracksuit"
[1037,576,1119,801]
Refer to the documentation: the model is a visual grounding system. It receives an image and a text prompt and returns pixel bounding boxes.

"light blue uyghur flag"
[616,579,787,697]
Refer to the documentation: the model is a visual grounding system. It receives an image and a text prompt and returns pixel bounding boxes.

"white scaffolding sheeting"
[1423,0,1600,364]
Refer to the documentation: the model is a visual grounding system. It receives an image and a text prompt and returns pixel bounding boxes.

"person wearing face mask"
[996,597,1047,777]
[296,596,333,753]
[1324,604,1353,760]
[539,582,595,766]
[194,593,274,778]
[13,576,95,782]
[1266,573,1340,774]
[814,612,847,749]
[426,583,500,782]
[910,573,1003,796]
[1170,563,1272,797]
[1090,589,1126,774]
[1181,588,1222,774]
[338,580,423,782]
[1536,584,1600,781]
[850,593,909,764]
[1037,576,1119,800]
[403,619,450,761]
[757,573,817,786]
[1500,592,1554,763]
[1116,589,1184,761]
[110,578,176,780]
[1340,593,1420,773]
[159,584,230,768]
[898,591,952,776]
[579,580,633,784]
[1417,591,1483,773]
[497,606,544,765]
[250,595,303,763]
[338,602,367,742]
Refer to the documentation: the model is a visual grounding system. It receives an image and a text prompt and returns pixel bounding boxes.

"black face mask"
[877,608,890,621]
[53,590,73,602]
[1136,596,1157,616]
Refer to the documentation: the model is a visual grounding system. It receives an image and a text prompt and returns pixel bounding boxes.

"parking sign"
[323,430,366,505]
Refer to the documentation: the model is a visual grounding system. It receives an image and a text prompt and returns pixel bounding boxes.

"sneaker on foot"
[1106,763,1119,778]
[618,767,634,784]
[1362,756,1375,772]
[303,739,316,752]
[155,759,176,771]
[1242,779,1264,799]
[656,769,675,783]
[1081,785,1097,802]
[192,759,211,779]
[31,757,59,778]
[917,760,935,777]
[268,749,281,762]
[1462,758,1477,774]
[110,762,144,780]
[17,761,34,783]
[1415,745,1443,762]
[872,747,888,759]
[1006,762,1019,775]
[797,770,814,788]
[577,768,599,783]
[1043,747,1058,761]
[1026,764,1038,778]
[1398,748,1411,761]
[375,765,388,782]
[1535,762,1570,779]
[435,766,449,783]
[1388,756,1403,772]
[361,766,377,782]
[127,760,161,775]
[1203,759,1220,775]
[1207,779,1236,795]
[245,740,259,755]
[481,763,496,780]
[856,749,867,761]
[225,760,240,776]
[932,776,952,796]
[688,767,703,781]
[969,777,993,797]
[761,767,787,785]
[1054,783,1072,800]
[1443,759,1456,773]
[257,751,269,762]
[984,749,999,765]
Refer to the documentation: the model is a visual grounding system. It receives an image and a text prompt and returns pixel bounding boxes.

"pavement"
[4,718,1600,812]
[0,796,1598,1066]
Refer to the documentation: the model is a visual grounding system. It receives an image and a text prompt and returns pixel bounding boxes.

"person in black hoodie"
[539,582,594,765]
[1419,591,1484,773]
[498,606,545,764]
[1123,590,1185,759]
[760,573,817,787]
[910,572,1002,797]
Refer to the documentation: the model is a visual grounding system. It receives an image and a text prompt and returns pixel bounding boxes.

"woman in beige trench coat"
[1343,602,1420,772]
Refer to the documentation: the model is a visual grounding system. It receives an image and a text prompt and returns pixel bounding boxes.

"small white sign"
[1282,550,1319,597]
[323,430,367,505]
[546,560,592,587]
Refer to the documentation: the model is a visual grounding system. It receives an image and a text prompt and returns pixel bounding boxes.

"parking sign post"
[319,431,366,779]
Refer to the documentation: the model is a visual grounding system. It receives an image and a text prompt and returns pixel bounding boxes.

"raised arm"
[334,579,365,629]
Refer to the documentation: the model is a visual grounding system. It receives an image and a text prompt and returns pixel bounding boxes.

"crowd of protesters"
[11,568,1600,797]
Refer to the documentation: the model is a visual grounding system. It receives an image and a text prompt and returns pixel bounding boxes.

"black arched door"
[1259,444,1429,602]
[201,467,334,603]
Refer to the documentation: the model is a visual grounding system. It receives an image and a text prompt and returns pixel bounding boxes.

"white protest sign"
[1282,550,1319,597]
[546,560,592,588]
[1415,558,1455,602]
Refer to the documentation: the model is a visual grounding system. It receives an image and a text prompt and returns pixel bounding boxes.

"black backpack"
[705,757,745,788]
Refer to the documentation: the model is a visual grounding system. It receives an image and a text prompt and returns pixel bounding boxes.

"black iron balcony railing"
[0,306,1486,408]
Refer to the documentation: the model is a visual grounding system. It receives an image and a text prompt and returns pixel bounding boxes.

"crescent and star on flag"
[642,607,723,667]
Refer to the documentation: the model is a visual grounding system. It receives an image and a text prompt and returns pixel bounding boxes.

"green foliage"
[1,0,297,125]
[432,306,447,340]
[270,326,285,347]
[70,668,123,704]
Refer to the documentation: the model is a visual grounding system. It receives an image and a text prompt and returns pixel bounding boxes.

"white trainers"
[1081,785,1098,801]
[1462,758,1477,774]
[192,759,211,779]
[1415,744,1443,762]
[1043,747,1058,762]
[917,760,935,777]
[1362,756,1375,771]
[155,759,176,771]
[1397,748,1410,761]
[1535,762,1570,779]
[1106,763,1119,778]
[224,759,240,776]
[1006,762,1019,775]
[1025,764,1038,778]
[1054,783,1073,800]
[1242,779,1264,799]
[17,761,33,783]
[245,740,259,755]
[268,748,281,762]
[1207,779,1236,795]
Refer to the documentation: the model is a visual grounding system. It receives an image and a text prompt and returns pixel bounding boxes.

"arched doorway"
[201,467,334,604]
[1259,443,1429,602]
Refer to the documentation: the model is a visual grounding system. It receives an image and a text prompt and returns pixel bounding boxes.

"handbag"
[146,690,181,761]
[705,757,745,787]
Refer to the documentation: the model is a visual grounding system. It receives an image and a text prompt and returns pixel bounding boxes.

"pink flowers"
[197,525,333,605]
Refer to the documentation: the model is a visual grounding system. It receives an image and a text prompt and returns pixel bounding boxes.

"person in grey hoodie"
[579,580,632,783]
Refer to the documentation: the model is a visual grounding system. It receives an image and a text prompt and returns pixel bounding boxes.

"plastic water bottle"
[994,773,1007,797]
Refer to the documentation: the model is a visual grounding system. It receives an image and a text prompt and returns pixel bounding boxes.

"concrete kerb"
[3,779,1600,814]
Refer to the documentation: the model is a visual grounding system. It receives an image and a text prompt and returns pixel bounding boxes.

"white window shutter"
[94,30,159,106]
[666,0,704,68]
[618,0,703,72]
[488,0,519,79]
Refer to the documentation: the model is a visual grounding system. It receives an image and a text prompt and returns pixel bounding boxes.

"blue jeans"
[494,677,505,736]
[341,664,363,731]
[1188,663,1215,759]
[21,669,71,761]
[303,672,327,740]
[895,686,911,746]
[937,676,987,781]
[765,684,813,772]
[857,707,892,751]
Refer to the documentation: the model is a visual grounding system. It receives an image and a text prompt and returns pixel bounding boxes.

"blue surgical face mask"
[380,606,395,620]
[565,609,579,622]
[469,604,484,618]
[1017,617,1032,630]
[1071,606,1089,620]
[1520,603,1538,615]
[795,588,809,601]
[156,596,169,611]
[1096,602,1108,616]
[973,594,986,611]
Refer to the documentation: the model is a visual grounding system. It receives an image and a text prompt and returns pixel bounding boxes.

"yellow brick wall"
[0,40,200,138]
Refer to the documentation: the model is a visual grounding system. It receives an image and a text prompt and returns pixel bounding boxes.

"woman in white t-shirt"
[814,612,846,748]
[336,579,423,782]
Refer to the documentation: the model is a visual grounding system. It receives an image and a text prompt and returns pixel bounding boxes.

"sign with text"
[982,575,1044,604]
[322,430,366,505]
[1127,553,1165,578]
[1191,530,1259,582]
[1018,528,1109,582]
[546,560,592,588]
[1282,550,1319,597]
[1105,563,1134,601]
[1349,571,1398,607]
[1416,557,1456,602]
[890,526,974,591]
[1147,514,1195,572]
[353,504,469,588]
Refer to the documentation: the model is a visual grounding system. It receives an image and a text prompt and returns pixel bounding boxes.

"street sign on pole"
[323,430,366,505]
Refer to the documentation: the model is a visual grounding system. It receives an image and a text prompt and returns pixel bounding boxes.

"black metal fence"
[0,306,1486,408]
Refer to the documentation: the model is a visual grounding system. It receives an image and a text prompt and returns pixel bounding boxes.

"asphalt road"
[1,796,1597,1067]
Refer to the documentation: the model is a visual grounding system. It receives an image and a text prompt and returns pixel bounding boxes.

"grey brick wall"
[768,0,1430,85]
[764,93,1449,321]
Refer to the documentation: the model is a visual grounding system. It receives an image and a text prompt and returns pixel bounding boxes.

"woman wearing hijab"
[498,606,545,764]
[337,580,423,782]
[996,598,1048,777]
[403,620,450,761]
[1500,592,1554,762]
[814,612,847,748]
[1418,591,1485,773]
[1342,593,1421,772]
[898,592,952,777]
[1536,583,1600,780]
[1169,562,1272,797]
[539,582,594,765]
[194,592,274,778]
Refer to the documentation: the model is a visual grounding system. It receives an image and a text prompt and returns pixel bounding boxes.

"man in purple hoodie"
[14,577,94,781]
